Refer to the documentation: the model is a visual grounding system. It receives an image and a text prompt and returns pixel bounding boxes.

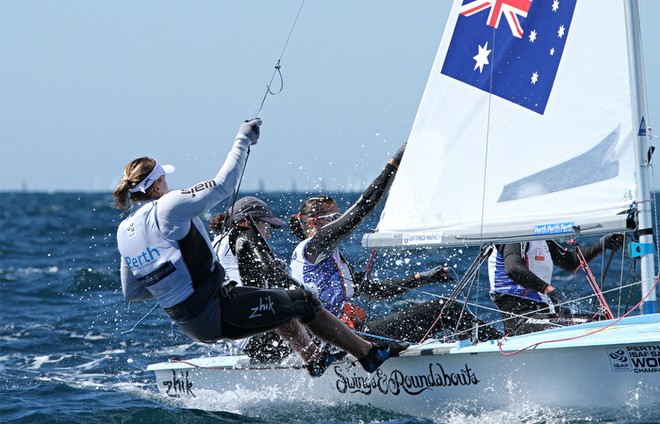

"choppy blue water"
[1,191,658,424]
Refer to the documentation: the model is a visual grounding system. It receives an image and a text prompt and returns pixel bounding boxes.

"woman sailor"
[113,119,399,376]
[289,144,502,343]
[488,236,623,335]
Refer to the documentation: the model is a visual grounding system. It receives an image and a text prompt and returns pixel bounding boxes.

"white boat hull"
[147,315,660,415]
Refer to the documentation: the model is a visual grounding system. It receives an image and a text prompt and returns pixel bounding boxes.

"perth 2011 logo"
[607,345,660,373]
[333,362,480,396]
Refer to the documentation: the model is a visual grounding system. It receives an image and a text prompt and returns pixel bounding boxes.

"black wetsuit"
[225,227,301,361]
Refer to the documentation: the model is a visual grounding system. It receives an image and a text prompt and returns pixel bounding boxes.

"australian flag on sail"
[441,0,577,114]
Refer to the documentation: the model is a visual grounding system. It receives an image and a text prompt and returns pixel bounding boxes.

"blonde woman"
[113,119,397,377]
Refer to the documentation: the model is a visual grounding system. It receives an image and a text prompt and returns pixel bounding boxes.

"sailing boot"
[358,341,409,373]
[306,344,347,378]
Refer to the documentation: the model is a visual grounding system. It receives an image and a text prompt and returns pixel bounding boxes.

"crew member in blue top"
[113,119,399,376]
[289,145,502,343]
[488,235,623,335]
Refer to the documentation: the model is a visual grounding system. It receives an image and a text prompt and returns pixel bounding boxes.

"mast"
[624,0,657,314]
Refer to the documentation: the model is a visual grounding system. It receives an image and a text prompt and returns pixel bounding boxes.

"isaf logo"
[608,348,631,372]
[126,220,136,239]
[606,346,660,373]
[609,349,628,363]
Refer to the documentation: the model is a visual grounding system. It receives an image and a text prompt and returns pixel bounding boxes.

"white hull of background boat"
[147,314,660,414]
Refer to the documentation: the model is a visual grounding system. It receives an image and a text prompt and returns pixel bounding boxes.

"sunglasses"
[311,212,341,222]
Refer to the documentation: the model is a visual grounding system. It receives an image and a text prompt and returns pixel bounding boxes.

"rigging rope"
[121,303,160,335]
[223,0,306,229]
[569,238,614,320]
[256,0,306,118]
[497,277,659,356]
[418,245,493,344]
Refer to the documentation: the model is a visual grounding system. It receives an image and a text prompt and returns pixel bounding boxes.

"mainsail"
[364,0,656,311]
[365,0,641,248]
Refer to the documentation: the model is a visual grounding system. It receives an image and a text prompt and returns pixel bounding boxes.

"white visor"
[128,161,175,194]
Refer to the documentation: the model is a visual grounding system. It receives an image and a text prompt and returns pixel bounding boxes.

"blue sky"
[1,1,658,193]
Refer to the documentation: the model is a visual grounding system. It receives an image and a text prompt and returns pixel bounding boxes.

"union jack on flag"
[460,0,531,38]
[441,0,577,114]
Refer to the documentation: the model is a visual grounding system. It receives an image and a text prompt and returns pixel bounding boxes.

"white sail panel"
[365,0,636,248]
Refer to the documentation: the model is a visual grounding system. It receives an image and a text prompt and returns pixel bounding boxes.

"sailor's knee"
[287,289,322,323]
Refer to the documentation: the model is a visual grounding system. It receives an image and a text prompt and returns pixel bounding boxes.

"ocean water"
[1,191,658,424]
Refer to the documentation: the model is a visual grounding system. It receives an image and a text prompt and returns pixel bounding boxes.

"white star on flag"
[473,42,492,73]
[552,0,560,12]
[531,72,539,84]
[529,30,537,42]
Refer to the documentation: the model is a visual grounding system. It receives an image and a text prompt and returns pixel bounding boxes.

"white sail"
[364,0,640,249]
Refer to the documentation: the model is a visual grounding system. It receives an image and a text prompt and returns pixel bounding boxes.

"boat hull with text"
[147,314,660,415]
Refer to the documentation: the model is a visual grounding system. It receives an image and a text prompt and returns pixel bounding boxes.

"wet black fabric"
[490,292,595,336]
[219,286,320,339]
[490,292,552,335]
[363,297,503,343]
[304,162,398,264]
[165,266,223,322]
[244,331,293,362]
[231,227,299,289]
[224,226,314,358]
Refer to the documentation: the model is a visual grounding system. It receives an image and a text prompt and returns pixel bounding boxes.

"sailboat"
[146,0,660,414]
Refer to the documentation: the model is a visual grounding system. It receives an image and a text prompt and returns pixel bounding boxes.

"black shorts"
[175,286,321,343]
[220,286,321,339]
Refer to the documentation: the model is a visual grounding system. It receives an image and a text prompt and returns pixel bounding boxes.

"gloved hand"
[417,265,453,284]
[272,257,292,277]
[391,143,407,168]
[602,233,624,251]
[547,288,572,319]
[238,118,262,145]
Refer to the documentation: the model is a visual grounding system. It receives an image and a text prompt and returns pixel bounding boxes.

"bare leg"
[275,320,317,362]
[304,308,371,359]
[276,310,371,361]
[277,310,401,376]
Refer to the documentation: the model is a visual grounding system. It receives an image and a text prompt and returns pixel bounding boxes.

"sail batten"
[364,0,640,250]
